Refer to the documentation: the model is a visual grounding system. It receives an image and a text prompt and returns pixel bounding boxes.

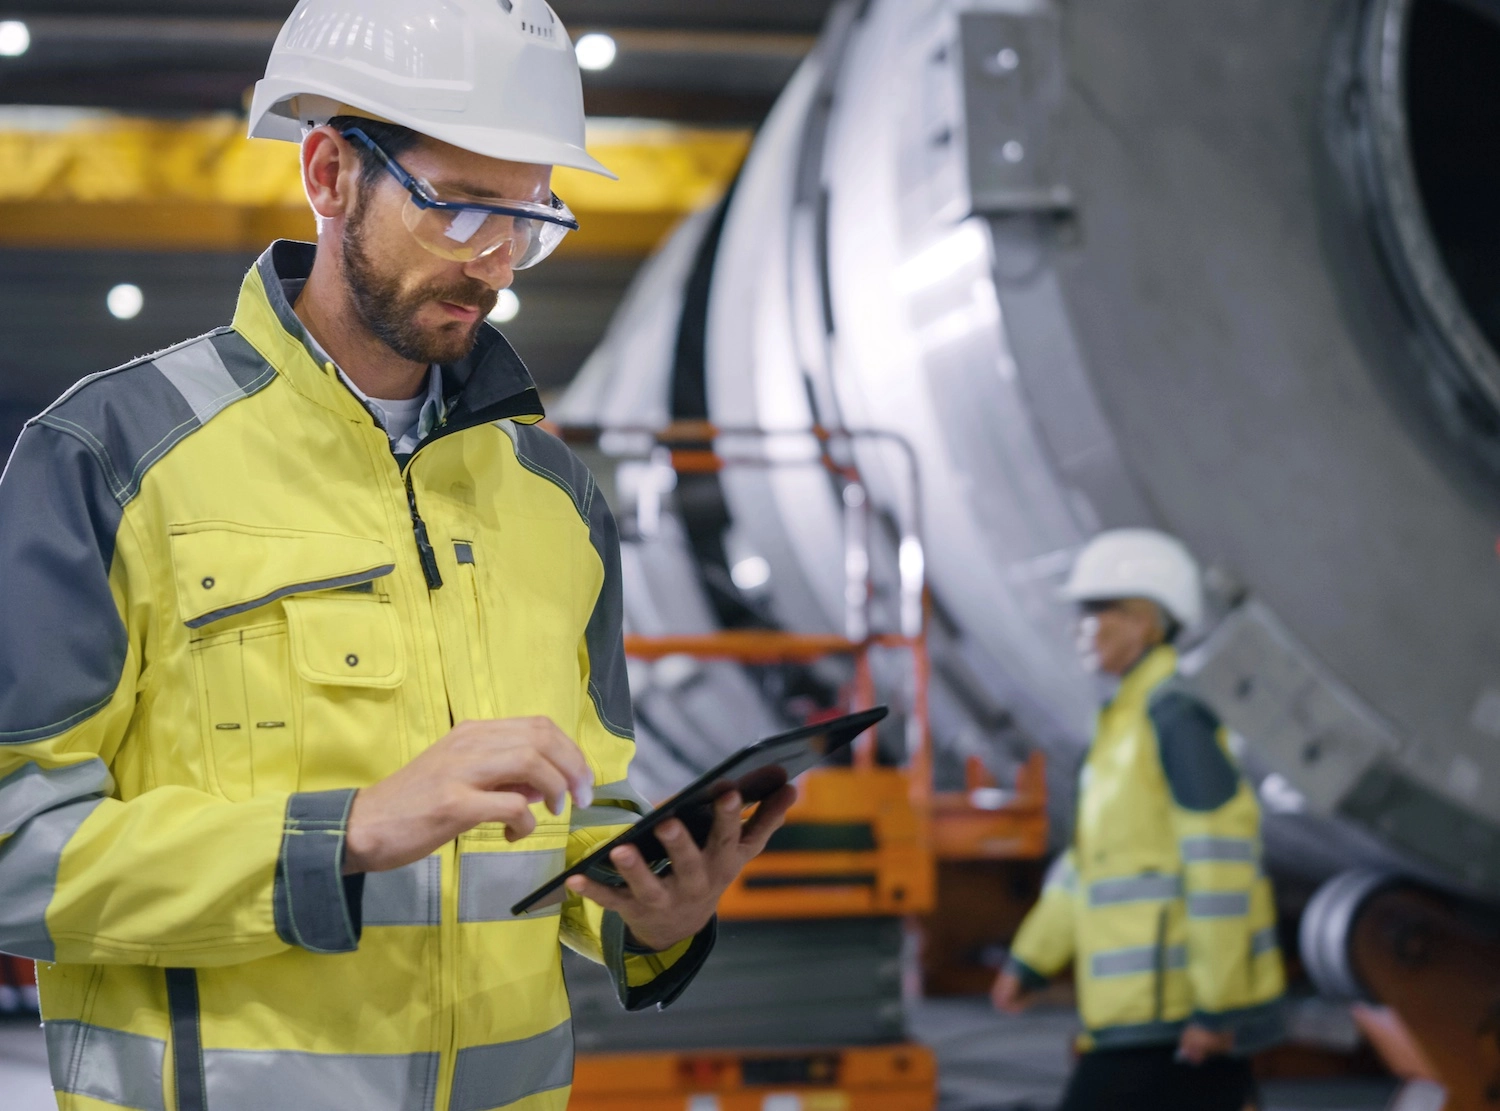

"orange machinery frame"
[556,422,1048,1108]
[554,420,1049,890]
[572,1045,937,1111]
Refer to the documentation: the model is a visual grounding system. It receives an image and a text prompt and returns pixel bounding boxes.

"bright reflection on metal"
[107,283,144,321]
[629,448,678,537]
[895,222,988,294]
[1260,773,1309,815]
[898,536,926,637]
[487,288,521,324]
[843,482,870,640]
[0,21,29,58]
[730,556,772,591]
[575,32,618,72]
[917,281,1001,350]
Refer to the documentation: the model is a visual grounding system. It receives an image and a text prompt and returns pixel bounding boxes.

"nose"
[463,243,516,292]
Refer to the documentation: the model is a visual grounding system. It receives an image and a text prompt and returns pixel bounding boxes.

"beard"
[342,195,500,365]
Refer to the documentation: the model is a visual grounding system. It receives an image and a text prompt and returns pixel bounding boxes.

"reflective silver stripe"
[1180,837,1256,864]
[153,340,245,425]
[0,758,112,837]
[1251,925,1280,957]
[450,1022,574,1111]
[203,1048,438,1111]
[46,1020,166,1111]
[363,855,442,927]
[1090,944,1187,979]
[458,849,567,922]
[569,803,642,830]
[1187,891,1252,919]
[1042,853,1077,893]
[0,796,103,960]
[592,779,650,813]
[1088,874,1182,906]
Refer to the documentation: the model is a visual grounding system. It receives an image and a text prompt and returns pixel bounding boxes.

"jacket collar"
[232,240,546,429]
[1107,644,1179,710]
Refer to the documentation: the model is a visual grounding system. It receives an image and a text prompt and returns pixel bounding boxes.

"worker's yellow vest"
[1009,646,1285,1051]
[0,243,703,1111]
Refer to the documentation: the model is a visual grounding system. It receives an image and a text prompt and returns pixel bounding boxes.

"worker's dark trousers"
[1055,1045,1258,1111]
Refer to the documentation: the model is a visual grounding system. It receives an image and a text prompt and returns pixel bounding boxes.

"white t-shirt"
[302,328,446,454]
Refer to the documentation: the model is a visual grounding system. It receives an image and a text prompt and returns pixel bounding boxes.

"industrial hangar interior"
[1,1,1499,1110]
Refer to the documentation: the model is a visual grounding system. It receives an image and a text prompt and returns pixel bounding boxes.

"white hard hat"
[1062,529,1204,631]
[248,0,615,179]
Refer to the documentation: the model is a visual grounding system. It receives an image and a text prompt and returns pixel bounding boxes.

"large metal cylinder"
[560,0,1500,897]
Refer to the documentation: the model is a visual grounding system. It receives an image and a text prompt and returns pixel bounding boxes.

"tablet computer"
[509,705,889,917]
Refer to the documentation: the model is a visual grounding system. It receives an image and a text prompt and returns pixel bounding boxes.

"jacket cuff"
[1190,998,1286,1054]
[603,911,716,1012]
[273,789,364,954]
[1005,955,1051,993]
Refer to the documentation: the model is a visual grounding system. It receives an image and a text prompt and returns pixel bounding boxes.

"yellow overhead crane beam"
[0,115,750,256]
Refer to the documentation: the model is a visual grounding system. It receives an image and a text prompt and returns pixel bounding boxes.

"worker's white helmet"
[248,0,614,179]
[1062,529,1204,632]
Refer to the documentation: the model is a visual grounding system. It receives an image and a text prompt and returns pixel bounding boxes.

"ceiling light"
[0,21,30,58]
[574,33,617,72]
[731,556,771,592]
[107,284,144,321]
[487,288,520,325]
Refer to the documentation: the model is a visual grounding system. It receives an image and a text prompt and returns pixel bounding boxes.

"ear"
[301,127,362,222]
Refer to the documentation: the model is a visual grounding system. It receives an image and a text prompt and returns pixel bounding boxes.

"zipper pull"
[406,478,444,590]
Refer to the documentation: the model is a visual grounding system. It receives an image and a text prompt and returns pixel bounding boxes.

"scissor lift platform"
[570,1045,938,1111]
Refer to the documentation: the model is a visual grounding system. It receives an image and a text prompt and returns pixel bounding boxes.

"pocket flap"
[170,523,396,628]
[284,596,405,688]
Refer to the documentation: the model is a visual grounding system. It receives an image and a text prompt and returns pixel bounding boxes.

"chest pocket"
[170,523,403,801]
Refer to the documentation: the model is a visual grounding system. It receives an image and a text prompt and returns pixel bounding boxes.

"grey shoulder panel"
[507,420,597,523]
[508,422,635,740]
[33,330,275,508]
[0,331,274,745]
[0,424,129,745]
[1149,689,1241,812]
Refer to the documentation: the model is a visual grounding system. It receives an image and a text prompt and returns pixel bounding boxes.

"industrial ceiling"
[0,1,830,122]
[0,1,817,421]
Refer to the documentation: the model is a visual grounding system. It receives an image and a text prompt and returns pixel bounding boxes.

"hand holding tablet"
[510,706,889,917]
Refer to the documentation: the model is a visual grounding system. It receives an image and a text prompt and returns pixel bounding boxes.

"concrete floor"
[1,1016,54,1110]
[1,1004,1400,1111]
[913,998,1400,1111]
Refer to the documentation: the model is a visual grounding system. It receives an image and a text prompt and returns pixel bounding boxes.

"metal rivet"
[256,721,286,729]
[201,577,215,589]
[214,723,241,731]
[997,47,1020,71]
[1001,140,1025,164]
[346,654,359,667]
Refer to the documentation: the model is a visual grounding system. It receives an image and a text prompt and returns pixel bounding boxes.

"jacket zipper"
[1153,907,1168,1022]
[392,399,537,1108]
[405,475,444,590]
[396,393,539,592]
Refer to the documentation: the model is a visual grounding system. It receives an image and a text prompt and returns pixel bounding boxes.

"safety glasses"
[341,127,579,269]
[1077,599,1123,617]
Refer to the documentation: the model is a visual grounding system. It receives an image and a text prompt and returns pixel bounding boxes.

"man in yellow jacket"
[0,3,794,1109]
[993,530,1285,1111]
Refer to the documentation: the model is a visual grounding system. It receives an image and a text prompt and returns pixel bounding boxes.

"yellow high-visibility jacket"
[1008,646,1285,1053]
[0,242,711,1111]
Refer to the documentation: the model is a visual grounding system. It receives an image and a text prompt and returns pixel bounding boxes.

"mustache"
[421,278,500,316]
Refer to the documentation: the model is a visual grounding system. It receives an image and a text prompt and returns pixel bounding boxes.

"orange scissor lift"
[556,423,1048,1111]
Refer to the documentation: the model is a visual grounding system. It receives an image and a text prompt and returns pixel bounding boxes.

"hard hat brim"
[248,82,618,181]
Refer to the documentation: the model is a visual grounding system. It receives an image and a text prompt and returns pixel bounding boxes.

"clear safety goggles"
[342,127,579,269]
